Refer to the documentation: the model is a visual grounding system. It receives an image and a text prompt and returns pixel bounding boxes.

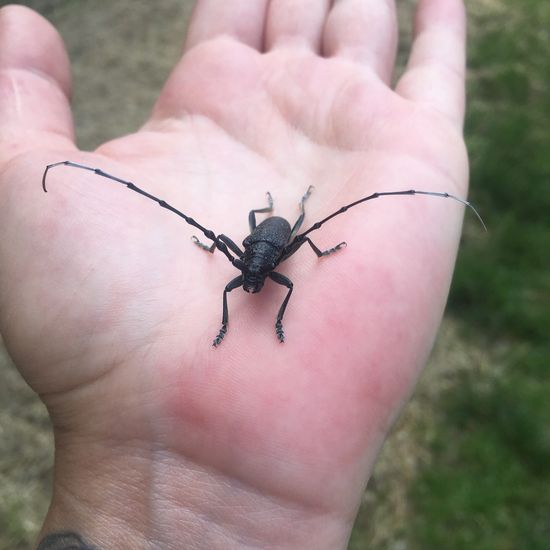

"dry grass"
[0,340,52,549]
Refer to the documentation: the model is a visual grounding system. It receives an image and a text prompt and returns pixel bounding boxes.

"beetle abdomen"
[243,216,291,249]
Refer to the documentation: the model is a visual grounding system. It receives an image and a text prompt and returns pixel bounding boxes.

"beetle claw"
[213,324,227,347]
[275,321,285,343]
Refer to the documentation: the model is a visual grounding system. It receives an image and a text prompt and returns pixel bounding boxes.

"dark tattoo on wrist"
[37,532,98,550]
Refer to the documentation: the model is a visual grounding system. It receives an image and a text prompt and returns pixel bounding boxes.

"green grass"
[406,0,550,548]
[453,0,550,341]
[411,366,550,549]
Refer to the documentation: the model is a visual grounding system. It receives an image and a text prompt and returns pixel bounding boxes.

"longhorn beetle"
[42,161,485,346]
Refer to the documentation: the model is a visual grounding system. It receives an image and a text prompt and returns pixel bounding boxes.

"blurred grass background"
[0,1,548,548]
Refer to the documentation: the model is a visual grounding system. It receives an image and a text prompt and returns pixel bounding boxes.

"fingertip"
[184,0,269,52]
[0,4,72,98]
[323,0,398,83]
[0,5,75,159]
[396,0,466,127]
[413,0,466,37]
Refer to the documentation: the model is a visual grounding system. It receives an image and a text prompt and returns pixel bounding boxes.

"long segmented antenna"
[294,189,486,243]
[42,160,239,265]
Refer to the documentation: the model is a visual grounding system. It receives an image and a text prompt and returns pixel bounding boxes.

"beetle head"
[242,266,269,293]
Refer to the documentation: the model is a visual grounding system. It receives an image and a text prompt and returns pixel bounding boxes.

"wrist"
[39,436,353,549]
[38,437,153,549]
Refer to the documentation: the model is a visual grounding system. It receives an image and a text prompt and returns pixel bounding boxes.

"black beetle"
[42,160,485,346]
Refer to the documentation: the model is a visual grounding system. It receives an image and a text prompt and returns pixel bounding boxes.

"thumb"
[0,5,76,164]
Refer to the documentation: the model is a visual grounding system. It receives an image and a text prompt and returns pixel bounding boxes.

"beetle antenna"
[412,191,487,232]
[42,160,239,265]
[295,189,487,241]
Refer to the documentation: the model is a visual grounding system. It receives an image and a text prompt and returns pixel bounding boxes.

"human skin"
[0,1,469,548]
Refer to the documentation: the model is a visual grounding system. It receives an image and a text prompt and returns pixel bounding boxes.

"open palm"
[0,2,469,548]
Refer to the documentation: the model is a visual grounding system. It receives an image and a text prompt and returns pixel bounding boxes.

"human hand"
[0,1,468,548]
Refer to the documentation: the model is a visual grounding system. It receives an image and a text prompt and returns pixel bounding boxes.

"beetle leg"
[191,235,216,253]
[248,192,274,231]
[269,272,293,343]
[279,234,346,263]
[304,237,347,257]
[219,234,244,257]
[290,185,314,240]
[192,233,244,257]
[213,275,243,347]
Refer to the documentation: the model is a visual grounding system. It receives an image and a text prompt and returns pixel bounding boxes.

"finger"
[184,0,270,52]
[265,0,331,52]
[396,0,466,127]
[0,5,75,160]
[323,0,398,83]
